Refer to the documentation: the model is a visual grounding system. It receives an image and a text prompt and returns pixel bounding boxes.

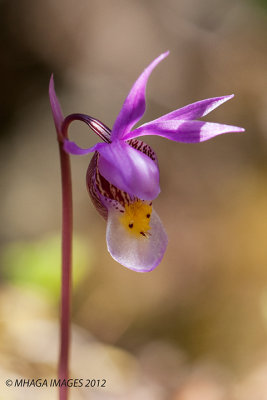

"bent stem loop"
[61,113,111,143]
[58,114,110,400]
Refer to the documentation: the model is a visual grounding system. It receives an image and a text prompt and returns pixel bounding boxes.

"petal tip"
[49,73,54,84]
[229,124,245,133]
[49,74,55,97]
[49,73,64,135]
[162,50,170,58]
[157,51,170,64]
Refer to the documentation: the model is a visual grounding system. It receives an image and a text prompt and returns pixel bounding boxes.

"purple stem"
[58,136,73,400]
[56,113,110,400]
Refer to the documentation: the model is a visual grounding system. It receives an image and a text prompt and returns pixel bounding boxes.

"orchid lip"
[106,206,168,272]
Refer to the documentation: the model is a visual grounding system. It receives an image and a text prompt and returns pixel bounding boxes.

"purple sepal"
[63,139,105,155]
[111,51,169,141]
[124,120,245,143]
[144,94,234,123]
[49,75,64,137]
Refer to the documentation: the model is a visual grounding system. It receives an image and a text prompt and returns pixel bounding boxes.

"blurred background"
[0,0,267,398]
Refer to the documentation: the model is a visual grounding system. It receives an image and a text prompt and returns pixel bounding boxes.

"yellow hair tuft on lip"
[120,200,152,238]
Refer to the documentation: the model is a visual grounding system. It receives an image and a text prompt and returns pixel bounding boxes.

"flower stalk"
[58,137,72,400]
[49,76,73,400]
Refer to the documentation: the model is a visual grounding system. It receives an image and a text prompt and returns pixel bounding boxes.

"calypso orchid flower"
[49,51,244,273]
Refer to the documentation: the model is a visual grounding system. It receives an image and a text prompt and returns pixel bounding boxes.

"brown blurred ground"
[0,0,267,399]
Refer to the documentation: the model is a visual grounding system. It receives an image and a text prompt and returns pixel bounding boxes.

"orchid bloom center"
[120,200,152,238]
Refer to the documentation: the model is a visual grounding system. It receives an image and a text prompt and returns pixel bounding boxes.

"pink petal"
[143,94,234,123]
[63,139,106,155]
[124,120,245,143]
[49,75,64,136]
[111,51,169,141]
[97,141,160,200]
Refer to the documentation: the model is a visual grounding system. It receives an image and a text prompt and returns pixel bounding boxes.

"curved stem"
[62,113,111,143]
[58,138,73,400]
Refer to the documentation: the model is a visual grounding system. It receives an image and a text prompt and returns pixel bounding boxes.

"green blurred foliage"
[0,235,91,301]
[254,0,267,10]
